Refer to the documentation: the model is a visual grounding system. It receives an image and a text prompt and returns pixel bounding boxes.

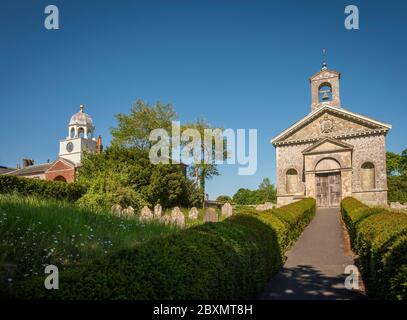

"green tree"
[386,151,403,176]
[183,119,227,204]
[386,149,407,203]
[77,146,200,211]
[232,178,277,205]
[216,195,232,204]
[258,178,277,202]
[111,99,176,150]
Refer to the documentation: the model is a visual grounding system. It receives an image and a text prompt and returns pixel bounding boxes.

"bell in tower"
[309,51,341,112]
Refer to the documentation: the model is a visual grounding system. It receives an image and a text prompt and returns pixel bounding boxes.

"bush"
[341,197,407,300]
[0,175,84,202]
[11,198,316,299]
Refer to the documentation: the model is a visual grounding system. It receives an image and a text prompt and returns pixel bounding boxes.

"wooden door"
[316,172,341,207]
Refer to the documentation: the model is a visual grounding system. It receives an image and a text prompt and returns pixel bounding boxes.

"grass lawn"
[0,194,178,290]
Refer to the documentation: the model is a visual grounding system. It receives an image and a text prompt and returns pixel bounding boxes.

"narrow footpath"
[258,208,364,300]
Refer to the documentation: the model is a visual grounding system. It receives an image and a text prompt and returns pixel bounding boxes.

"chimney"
[96,135,103,154]
[22,158,34,168]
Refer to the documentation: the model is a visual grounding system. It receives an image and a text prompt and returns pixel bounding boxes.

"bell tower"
[309,52,341,112]
[59,104,98,166]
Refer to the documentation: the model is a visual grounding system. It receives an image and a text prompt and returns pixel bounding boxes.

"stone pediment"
[309,69,340,82]
[46,158,76,172]
[271,105,391,146]
[302,137,353,155]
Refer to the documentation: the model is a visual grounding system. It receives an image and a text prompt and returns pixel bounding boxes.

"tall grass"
[0,194,176,288]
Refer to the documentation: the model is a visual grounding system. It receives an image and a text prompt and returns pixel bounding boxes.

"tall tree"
[182,119,227,204]
[258,178,277,202]
[111,99,177,150]
[386,151,403,176]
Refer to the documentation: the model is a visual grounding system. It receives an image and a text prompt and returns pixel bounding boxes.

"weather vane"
[322,48,328,70]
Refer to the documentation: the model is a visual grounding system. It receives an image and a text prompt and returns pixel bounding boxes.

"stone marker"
[204,208,218,223]
[154,204,162,219]
[221,202,233,218]
[264,202,274,210]
[122,206,135,217]
[188,207,199,220]
[256,202,275,211]
[139,206,153,222]
[255,204,266,211]
[171,207,185,227]
[159,215,171,225]
[390,202,407,210]
[111,204,122,216]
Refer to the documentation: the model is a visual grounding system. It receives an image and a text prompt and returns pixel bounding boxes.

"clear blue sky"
[0,0,406,198]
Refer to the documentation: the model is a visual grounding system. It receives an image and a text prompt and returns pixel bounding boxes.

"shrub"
[0,175,84,202]
[11,198,316,299]
[341,197,407,300]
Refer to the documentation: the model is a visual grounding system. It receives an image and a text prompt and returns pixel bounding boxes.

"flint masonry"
[271,62,391,207]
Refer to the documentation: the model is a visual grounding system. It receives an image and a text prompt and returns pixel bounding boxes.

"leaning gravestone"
[171,207,185,228]
[122,206,135,217]
[204,208,218,223]
[221,202,233,218]
[154,204,162,219]
[188,207,199,220]
[111,204,123,216]
[139,206,153,222]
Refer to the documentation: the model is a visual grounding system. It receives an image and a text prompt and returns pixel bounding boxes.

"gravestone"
[264,202,274,210]
[188,207,199,220]
[159,214,171,225]
[139,206,153,222]
[171,207,185,227]
[221,202,233,218]
[111,204,122,216]
[255,204,266,211]
[154,204,162,219]
[122,206,135,217]
[204,208,218,223]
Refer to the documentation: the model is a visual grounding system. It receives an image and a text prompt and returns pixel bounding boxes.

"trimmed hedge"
[11,198,316,299]
[0,175,84,202]
[341,197,407,300]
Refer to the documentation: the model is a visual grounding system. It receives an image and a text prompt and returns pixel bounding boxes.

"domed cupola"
[67,104,95,140]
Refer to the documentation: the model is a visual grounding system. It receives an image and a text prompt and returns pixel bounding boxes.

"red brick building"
[6,105,102,183]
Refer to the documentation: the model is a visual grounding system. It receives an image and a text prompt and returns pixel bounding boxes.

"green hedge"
[341,197,407,300]
[11,198,316,299]
[0,175,84,202]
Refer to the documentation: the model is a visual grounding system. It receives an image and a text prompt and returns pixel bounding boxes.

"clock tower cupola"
[59,104,98,166]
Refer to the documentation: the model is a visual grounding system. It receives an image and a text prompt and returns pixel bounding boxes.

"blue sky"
[0,0,406,198]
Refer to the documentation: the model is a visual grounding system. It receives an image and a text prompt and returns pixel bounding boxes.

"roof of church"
[69,105,94,128]
[6,163,52,176]
[271,105,392,146]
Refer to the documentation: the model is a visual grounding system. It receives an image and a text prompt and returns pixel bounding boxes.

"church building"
[271,62,391,207]
[6,105,102,182]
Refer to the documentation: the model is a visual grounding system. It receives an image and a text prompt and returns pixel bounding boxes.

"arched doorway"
[315,158,341,207]
[54,175,67,182]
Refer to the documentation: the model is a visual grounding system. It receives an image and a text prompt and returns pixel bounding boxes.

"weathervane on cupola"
[322,48,328,70]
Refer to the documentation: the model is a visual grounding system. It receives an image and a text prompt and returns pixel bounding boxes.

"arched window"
[78,127,85,138]
[318,83,332,102]
[54,176,67,182]
[361,162,375,190]
[286,168,298,194]
[70,127,76,138]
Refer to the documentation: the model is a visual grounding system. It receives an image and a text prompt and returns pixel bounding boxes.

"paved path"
[258,208,363,300]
